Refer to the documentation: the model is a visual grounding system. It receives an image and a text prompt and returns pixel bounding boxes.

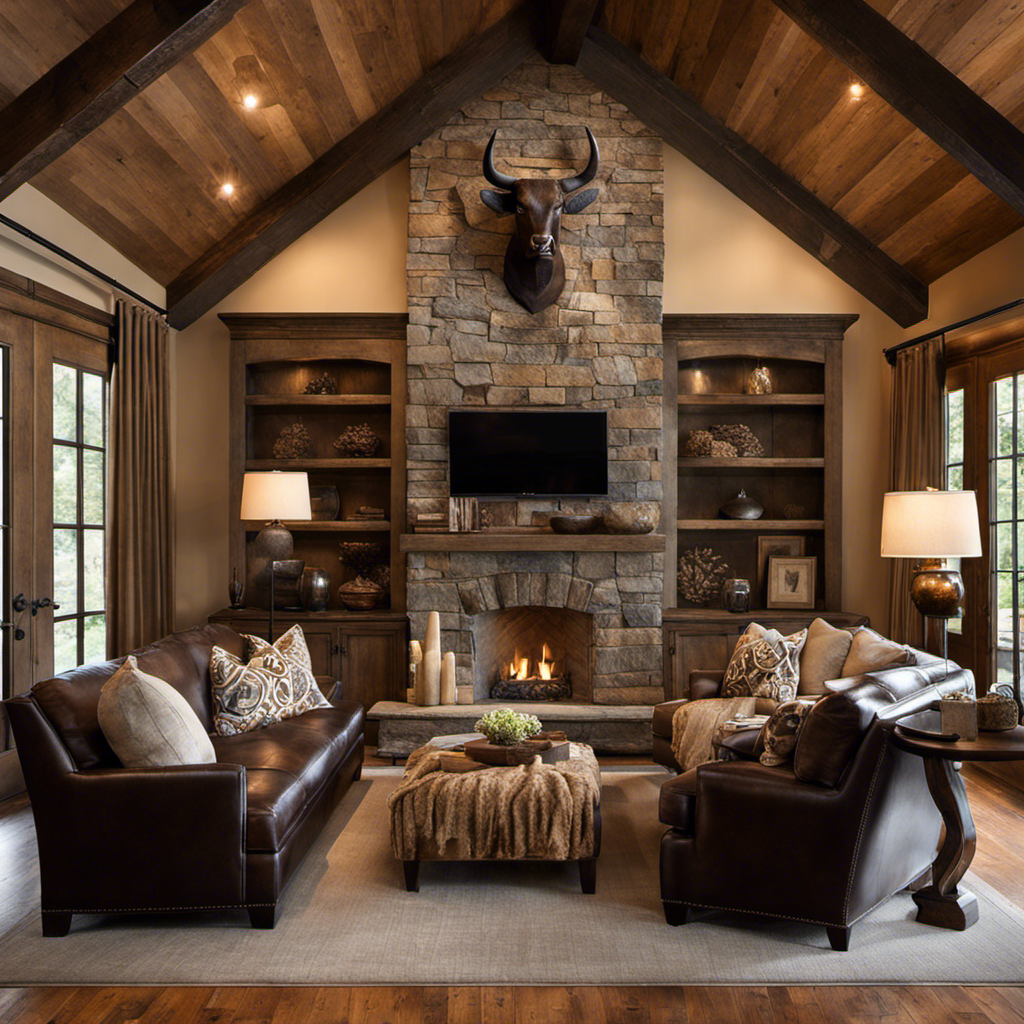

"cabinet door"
[337,627,405,710]
[298,627,336,679]
[665,631,733,700]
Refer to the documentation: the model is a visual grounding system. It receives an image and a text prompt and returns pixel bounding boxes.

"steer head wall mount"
[480,127,600,314]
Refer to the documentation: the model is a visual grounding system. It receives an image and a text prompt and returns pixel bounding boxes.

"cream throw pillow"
[798,618,854,694]
[840,626,915,678]
[98,655,216,767]
[721,623,808,703]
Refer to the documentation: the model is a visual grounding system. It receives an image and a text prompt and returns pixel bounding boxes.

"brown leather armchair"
[658,663,973,950]
[4,623,365,935]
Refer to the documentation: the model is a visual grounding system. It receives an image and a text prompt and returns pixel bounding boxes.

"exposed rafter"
[769,0,1024,216]
[165,4,536,330]
[545,0,602,64]
[576,26,928,328]
[0,0,251,202]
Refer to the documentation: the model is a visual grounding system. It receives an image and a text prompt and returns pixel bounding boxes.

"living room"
[1,1,1024,1020]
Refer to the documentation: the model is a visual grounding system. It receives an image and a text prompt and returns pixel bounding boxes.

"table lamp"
[880,489,981,657]
[240,471,312,640]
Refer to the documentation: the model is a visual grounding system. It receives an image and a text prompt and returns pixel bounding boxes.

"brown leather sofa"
[4,623,365,936]
[658,659,973,949]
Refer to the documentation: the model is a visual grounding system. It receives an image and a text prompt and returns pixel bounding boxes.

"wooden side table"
[893,722,1024,930]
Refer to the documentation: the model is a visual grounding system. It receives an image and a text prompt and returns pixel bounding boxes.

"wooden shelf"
[676,519,825,531]
[677,393,824,406]
[677,457,824,468]
[243,519,391,532]
[400,532,666,553]
[245,394,391,406]
[245,458,391,470]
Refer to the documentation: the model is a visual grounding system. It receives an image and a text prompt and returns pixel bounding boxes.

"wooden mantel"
[400,532,666,553]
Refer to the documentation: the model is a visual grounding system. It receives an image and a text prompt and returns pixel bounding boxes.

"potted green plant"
[474,709,542,746]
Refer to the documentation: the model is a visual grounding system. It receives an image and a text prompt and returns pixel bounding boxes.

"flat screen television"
[448,409,608,498]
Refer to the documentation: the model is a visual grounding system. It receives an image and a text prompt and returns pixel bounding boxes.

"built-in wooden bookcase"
[222,313,407,612]
[662,314,857,613]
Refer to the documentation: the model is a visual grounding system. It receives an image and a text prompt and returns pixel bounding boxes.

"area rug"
[1,770,1023,986]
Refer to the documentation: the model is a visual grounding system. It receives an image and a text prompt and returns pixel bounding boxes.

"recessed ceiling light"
[849,82,865,100]
[243,94,259,109]
[220,182,235,197]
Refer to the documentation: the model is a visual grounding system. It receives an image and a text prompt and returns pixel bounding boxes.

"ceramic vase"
[422,612,441,706]
[440,652,457,705]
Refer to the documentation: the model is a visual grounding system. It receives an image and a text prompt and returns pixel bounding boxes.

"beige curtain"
[887,337,945,645]
[106,300,175,656]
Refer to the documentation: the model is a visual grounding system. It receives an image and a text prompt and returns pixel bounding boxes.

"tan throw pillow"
[243,624,330,714]
[758,698,817,766]
[722,625,808,703]
[799,618,854,695]
[840,626,915,678]
[98,655,216,767]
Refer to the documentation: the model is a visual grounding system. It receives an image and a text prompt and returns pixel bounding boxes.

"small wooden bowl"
[550,514,601,534]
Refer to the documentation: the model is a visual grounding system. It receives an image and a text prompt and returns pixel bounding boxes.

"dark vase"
[723,579,751,613]
[229,569,244,609]
[301,568,331,612]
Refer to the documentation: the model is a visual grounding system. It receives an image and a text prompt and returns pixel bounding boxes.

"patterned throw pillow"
[244,624,330,714]
[210,630,327,736]
[758,699,816,767]
[721,625,808,703]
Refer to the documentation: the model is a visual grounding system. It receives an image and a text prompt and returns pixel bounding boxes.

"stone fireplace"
[405,56,665,707]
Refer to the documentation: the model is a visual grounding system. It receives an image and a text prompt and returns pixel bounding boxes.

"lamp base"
[910,560,965,619]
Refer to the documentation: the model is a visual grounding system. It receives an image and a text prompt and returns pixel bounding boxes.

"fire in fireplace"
[491,642,572,701]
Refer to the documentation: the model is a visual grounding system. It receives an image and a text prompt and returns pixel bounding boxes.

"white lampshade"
[880,490,981,559]
[240,471,311,522]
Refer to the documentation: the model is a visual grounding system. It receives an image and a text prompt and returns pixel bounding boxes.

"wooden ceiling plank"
[545,0,602,64]
[768,0,1024,215]
[689,0,761,108]
[730,18,811,135]
[402,0,446,72]
[165,2,536,329]
[309,0,380,123]
[672,0,726,94]
[931,0,1012,71]
[636,0,694,77]
[0,0,250,202]
[576,25,928,327]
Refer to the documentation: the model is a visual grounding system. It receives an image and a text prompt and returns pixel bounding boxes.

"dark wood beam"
[545,0,602,64]
[769,0,1024,216]
[577,26,928,327]
[0,0,251,202]
[166,4,537,330]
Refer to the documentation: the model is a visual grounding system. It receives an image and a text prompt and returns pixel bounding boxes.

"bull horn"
[560,127,600,193]
[483,130,516,191]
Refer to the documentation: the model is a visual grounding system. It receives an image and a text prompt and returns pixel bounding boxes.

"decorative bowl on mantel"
[550,514,602,534]
[603,502,659,535]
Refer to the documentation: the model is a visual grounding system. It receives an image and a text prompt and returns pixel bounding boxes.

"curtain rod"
[0,213,167,317]
[884,296,1024,365]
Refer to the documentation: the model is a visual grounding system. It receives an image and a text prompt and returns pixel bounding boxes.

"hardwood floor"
[0,760,1022,1023]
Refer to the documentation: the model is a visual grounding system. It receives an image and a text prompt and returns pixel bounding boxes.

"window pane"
[83,614,105,665]
[53,364,77,442]
[82,449,104,526]
[948,465,963,491]
[53,445,78,524]
[947,388,964,467]
[994,458,1014,521]
[84,530,104,611]
[82,372,104,448]
[53,529,78,616]
[52,619,78,675]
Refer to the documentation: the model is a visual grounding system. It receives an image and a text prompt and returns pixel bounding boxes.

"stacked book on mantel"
[348,506,387,523]
[413,511,449,533]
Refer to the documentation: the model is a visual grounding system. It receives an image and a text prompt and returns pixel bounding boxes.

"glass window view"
[990,374,1024,691]
[944,387,965,636]
[52,363,107,675]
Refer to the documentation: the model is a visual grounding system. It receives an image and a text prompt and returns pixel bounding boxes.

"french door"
[0,293,110,762]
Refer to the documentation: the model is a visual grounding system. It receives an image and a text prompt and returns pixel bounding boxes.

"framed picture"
[756,535,806,601]
[766,555,817,610]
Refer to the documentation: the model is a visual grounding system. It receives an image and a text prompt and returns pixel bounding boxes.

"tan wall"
[172,162,409,629]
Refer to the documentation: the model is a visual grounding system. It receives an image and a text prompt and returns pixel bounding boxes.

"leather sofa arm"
[689,670,725,701]
[717,728,762,761]
[40,764,247,912]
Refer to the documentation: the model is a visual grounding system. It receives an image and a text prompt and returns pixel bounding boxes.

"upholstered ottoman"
[388,741,602,893]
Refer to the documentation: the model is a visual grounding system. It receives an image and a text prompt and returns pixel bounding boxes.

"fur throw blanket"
[670,696,776,771]
[388,742,601,862]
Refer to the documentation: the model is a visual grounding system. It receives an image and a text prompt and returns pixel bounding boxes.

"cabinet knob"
[332,643,347,656]
[668,645,676,656]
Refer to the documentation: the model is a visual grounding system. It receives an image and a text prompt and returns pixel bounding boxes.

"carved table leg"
[912,757,979,930]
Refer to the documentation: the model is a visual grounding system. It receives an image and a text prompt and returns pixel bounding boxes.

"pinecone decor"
[304,372,337,395]
[709,424,764,457]
[682,430,737,458]
[273,421,312,459]
[333,423,381,457]
[678,546,730,606]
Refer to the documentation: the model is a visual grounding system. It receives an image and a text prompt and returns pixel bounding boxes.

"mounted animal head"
[480,127,600,313]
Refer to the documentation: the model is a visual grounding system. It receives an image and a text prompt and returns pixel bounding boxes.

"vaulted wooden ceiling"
[0,0,1022,330]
